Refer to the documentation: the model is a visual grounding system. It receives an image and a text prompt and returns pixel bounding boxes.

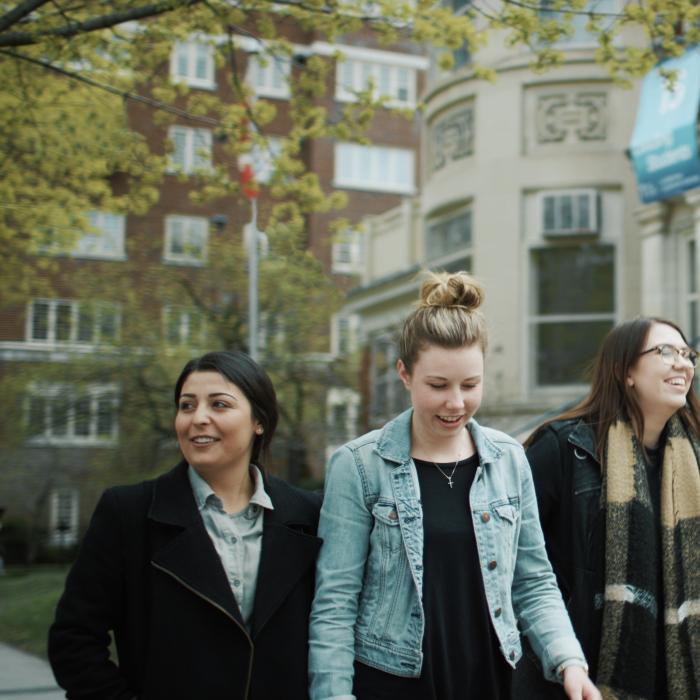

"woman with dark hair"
[513,318,700,700]
[49,350,321,700]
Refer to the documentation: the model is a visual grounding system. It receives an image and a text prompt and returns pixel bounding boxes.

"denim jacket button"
[488,560,497,570]
[388,510,398,520]
[509,651,516,661]
[481,512,491,523]
[494,607,502,617]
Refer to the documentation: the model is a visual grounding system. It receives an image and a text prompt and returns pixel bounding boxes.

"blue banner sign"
[629,49,700,203]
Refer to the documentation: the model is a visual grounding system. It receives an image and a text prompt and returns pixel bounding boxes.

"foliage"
[0,0,696,300]
[0,565,68,657]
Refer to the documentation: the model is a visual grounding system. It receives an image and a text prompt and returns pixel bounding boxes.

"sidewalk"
[0,643,64,699]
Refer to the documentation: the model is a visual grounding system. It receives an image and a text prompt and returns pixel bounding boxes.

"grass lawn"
[0,565,68,657]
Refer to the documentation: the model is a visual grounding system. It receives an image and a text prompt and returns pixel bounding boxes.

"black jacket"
[512,419,605,699]
[48,461,322,700]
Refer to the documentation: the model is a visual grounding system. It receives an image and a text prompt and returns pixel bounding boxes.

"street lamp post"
[241,163,260,362]
[248,197,259,362]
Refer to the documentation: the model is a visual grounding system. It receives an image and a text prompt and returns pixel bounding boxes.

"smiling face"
[175,370,262,476]
[627,322,695,426]
[398,343,484,448]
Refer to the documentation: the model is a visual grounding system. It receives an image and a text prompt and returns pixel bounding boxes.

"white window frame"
[163,215,209,266]
[72,211,126,260]
[335,58,416,108]
[162,305,207,346]
[167,126,212,174]
[170,39,216,90]
[48,488,80,547]
[26,384,119,446]
[525,188,620,393]
[331,228,363,274]
[540,189,600,237]
[334,143,415,194]
[26,298,121,346]
[246,53,291,99]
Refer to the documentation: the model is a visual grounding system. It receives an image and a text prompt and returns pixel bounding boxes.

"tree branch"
[0,0,204,47]
[0,0,52,34]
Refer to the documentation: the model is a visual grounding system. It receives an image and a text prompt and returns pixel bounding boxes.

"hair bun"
[419,271,484,312]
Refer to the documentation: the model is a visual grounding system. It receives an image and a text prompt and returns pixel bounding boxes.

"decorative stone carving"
[536,92,607,143]
[429,104,474,172]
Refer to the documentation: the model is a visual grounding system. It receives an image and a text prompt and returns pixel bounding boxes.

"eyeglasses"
[638,344,698,368]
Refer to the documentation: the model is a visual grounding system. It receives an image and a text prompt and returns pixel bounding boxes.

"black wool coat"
[48,461,322,700]
[511,419,604,700]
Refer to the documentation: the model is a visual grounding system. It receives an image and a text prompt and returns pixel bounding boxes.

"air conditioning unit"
[541,189,600,237]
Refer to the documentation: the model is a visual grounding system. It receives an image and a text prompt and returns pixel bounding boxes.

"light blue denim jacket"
[308,408,586,700]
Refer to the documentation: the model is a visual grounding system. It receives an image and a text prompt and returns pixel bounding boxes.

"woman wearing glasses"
[512,318,700,700]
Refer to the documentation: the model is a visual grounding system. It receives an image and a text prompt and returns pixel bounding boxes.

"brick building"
[0,24,427,560]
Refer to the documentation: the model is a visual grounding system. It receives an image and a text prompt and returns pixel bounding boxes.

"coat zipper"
[151,561,254,699]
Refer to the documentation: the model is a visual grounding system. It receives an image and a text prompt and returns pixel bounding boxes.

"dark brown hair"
[525,317,700,457]
[174,350,278,464]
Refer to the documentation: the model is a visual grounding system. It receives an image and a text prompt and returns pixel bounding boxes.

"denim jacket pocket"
[371,500,403,553]
[489,498,520,568]
[493,503,519,524]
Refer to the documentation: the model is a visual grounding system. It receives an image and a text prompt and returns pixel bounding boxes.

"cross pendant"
[447,477,454,489]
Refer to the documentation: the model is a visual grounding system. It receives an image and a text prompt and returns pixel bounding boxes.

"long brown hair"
[524,317,700,458]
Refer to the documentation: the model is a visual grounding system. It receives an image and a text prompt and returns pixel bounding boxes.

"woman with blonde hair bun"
[309,271,600,700]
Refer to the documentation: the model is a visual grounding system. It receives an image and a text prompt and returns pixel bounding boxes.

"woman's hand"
[562,665,602,700]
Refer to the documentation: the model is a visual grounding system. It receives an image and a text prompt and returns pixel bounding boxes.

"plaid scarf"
[597,415,700,700]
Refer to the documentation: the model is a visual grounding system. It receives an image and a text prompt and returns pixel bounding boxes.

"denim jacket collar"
[375,408,504,466]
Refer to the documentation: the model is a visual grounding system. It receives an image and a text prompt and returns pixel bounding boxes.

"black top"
[644,443,668,699]
[353,454,511,700]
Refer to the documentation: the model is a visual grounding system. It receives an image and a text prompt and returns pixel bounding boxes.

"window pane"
[533,244,614,315]
[76,305,94,342]
[195,44,209,80]
[271,58,285,90]
[543,196,555,232]
[536,320,613,385]
[27,397,46,436]
[379,65,391,95]
[171,128,187,168]
[74,397,91,436]
[397,67,410,101]
[560,195,573,230]
[96,397,115,437]
[170,222,185,254]
[51,397,69,436]
[55,302,72,341]
[577,194,591,230]
[31,301,49,340]
[99,307,118,341]
[175,44,189,77]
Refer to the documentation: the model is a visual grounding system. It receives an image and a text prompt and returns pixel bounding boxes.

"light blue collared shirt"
[188,464,273,626]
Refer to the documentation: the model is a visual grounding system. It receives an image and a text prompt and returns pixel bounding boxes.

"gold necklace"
[432,460,459,488]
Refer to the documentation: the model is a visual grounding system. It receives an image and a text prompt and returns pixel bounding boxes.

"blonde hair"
[399,271,487,372]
